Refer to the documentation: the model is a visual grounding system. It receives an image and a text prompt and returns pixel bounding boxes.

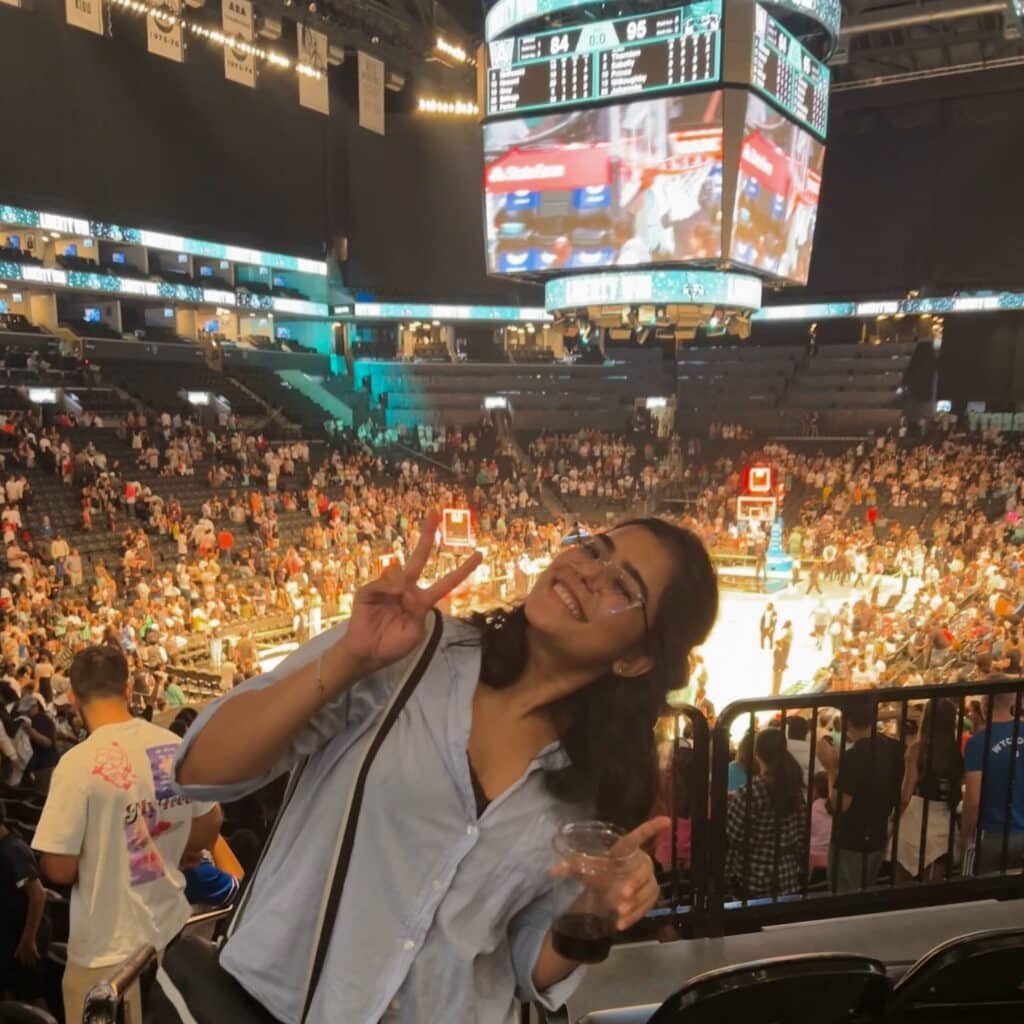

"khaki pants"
[63,961,143,1024]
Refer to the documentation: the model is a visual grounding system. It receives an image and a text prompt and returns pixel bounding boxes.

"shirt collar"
[442,616,570,770]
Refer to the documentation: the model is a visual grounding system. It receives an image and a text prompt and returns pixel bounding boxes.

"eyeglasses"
[566,536,649,633]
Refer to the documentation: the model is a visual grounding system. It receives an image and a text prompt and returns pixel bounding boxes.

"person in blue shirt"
[175,512,718,1023]
[727,730,756,793]
[963,689,1024,873]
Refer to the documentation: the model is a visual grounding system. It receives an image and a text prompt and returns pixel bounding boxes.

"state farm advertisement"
[483,93,723,275]
[484,146,612,194]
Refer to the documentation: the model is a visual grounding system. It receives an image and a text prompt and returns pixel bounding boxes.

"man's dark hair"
[69,645,130,704]
[846,700,877,732]
[785,715,809,742]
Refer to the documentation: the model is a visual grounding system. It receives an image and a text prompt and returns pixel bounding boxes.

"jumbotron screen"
[482,92,723,275]
[729,93,823,284]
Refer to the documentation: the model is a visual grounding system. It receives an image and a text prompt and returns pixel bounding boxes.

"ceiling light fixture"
[435,35,468,64]
[418,96,478,116]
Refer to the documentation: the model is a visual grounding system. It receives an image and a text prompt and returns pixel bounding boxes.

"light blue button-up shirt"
[173,615,587,1024]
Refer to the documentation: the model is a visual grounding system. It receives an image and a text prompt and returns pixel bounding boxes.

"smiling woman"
[469,518,720,830]
[171,513,718,1023]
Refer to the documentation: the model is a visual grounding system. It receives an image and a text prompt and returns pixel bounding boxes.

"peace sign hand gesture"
[340,511,481,674]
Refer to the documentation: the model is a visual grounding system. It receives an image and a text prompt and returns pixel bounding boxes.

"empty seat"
[578,954,890,1024]
[884,927,1024,1022]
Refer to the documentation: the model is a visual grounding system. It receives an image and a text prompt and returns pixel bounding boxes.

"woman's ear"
[612,652,654,679]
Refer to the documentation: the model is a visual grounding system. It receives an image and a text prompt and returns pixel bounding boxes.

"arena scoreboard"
[749,3,829,139]
[481,0,836,288]
[485,1,722,117]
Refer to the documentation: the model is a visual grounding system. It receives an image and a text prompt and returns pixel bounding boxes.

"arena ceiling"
[834,0,1024,87]
[269,0,1023,89]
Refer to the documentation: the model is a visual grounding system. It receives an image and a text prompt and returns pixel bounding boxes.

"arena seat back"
[883,927,1024,1022]
[576,954,890,1024]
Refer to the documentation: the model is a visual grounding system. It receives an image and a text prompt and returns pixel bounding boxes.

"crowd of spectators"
[527,429,677,506]
[665,431,1024,693]
[2,400,1023,1017]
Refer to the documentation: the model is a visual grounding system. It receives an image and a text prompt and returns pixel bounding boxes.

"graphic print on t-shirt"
[122,744,189,886]
[147,744,178,801]
[124,810,166,886]
[91,739,137,791]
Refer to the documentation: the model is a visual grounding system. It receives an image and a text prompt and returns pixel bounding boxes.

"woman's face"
[524,525,676,672]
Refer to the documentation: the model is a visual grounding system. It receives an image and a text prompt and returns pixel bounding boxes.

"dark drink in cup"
[551,912,615,963]
[550,821,635,965]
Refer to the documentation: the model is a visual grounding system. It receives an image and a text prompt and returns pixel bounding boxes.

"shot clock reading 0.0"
[485,1,722,118]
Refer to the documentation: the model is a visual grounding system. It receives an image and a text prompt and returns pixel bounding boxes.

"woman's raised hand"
[340,511,481,673]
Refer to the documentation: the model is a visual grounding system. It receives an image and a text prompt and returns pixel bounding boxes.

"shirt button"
[466,824,478,836]
[403,939,415,951]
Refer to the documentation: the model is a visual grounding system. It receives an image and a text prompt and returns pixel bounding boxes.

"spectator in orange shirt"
[217,528,234,565]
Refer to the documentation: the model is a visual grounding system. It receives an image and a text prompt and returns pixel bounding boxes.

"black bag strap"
[297,609,444,1021]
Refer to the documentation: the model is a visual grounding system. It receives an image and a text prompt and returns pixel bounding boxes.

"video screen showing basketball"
[483,92,723,274]
[730,93,824,284]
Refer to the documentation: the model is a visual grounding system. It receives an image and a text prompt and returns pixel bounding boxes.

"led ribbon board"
[753,291,1024,321]
[345,302,552,322]
[0,203,327,275]
[545,269,762,311]
[486,0,840,55]
[0,262,328,316]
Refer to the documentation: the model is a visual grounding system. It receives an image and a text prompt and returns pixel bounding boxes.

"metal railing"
[80,682,1024,1019]
[83,907,234,1024]
[643,678,1024,942]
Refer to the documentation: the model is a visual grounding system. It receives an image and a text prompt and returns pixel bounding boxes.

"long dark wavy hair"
[464,518,718,830]
[917,698,964,806]
[755,728,804,817]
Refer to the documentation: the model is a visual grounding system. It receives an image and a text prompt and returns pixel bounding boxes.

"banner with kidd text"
[222,0,256,88]
[358,52,385,135]
[148,0,184,63]
[66,0,104,34]
[298,25,330,115]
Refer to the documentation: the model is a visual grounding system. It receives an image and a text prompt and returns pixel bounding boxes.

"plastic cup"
[550,820,636,963]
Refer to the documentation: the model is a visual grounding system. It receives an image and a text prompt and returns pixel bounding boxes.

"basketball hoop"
[737,496,777,523]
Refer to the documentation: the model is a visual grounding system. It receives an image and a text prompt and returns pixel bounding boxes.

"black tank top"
[468,757,491,817]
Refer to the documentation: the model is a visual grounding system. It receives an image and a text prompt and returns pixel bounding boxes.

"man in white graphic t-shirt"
[33,645,223,1024]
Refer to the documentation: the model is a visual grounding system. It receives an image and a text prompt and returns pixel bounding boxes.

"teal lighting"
[0,201,327,276]
[342,303,552,323]
[545,269,763,311]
